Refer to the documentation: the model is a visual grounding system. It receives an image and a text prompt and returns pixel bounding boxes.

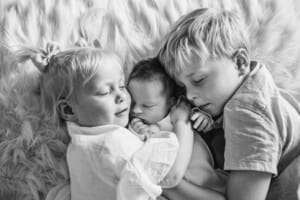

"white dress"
[66,121,178,200]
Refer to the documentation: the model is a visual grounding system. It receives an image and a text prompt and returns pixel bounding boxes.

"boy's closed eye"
[192,77,206,86]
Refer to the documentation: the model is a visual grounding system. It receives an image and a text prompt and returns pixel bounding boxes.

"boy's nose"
[186,91,197,102]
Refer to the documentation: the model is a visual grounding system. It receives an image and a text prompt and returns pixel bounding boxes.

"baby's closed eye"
[143,104,155,109]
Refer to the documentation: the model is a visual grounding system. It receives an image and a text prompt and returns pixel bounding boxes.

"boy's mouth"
[115,108,128,116]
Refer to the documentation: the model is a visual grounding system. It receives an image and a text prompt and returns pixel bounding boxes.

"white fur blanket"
[1,0,300,199]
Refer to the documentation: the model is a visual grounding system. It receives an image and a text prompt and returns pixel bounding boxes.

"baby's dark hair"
[128,57,176,99]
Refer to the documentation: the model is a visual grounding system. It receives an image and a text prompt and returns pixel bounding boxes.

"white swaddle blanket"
[66,122,178,200]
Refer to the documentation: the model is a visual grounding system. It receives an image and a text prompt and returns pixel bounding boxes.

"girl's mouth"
[115,108,128,116]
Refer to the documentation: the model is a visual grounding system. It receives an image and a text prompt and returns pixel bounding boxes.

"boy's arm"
[227,170,272,200]
[161,101,194,187]
[163,179,225,200]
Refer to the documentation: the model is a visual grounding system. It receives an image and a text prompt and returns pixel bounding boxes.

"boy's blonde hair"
[159,8,249,79]
[17,45,120,123]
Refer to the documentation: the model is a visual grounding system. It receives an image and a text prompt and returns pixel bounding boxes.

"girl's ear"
[57,100,77,122]
[232,48,249,76]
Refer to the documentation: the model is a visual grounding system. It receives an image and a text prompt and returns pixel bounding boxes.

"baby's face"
[128,79,170,124]
[177,53,245,117]
[70,57,131,127]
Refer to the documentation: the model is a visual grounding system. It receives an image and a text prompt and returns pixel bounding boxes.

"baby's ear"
[168,97,177,108]
[57,100,77,122]
[232,48,249,76]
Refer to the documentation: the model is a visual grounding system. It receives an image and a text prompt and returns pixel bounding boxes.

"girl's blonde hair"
[16,44,120,123]
[159,8,249,79]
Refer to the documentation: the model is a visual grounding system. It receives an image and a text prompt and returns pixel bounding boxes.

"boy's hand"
[170,100,191,125]
[157,195,169,200]
[190,108,214,132]
[130,118,151,141]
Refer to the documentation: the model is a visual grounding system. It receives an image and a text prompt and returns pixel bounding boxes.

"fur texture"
[0,0,300,199]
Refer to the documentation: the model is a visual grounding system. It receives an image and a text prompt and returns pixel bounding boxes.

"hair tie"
[74,37,102,48]
[31,42,61,72]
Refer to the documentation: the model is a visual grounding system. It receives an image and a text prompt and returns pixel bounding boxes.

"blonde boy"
[159,8,300,200]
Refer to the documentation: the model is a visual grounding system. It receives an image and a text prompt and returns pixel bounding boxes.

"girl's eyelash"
[97,92,108,96]
[96,83,126,95]
[96,88,111,96]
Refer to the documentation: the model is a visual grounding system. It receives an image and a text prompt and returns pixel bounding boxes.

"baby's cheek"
[125,91,131,104]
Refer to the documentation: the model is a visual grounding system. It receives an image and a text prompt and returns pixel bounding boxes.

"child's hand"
[190,108,214,133]
[157,195,169,200]
[149,124,161,134]
[130,118,151,141]
[170,100,191,125]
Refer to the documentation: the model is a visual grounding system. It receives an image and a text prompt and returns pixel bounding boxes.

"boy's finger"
[198,118,209,131]
[197,120,207,131]
[203,119,214,133]
[191,112,201,121]
[193,116,204,129]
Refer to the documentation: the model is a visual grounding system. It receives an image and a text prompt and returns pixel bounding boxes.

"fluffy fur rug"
[1,0,300,199]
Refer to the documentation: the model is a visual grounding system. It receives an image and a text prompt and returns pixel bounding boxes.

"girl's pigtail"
[16,42,61,73]
[74,37,102,48]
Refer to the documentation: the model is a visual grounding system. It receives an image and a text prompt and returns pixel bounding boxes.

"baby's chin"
[142,117,163,125]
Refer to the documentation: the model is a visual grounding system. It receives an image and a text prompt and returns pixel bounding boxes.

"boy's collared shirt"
[223,61,300,176]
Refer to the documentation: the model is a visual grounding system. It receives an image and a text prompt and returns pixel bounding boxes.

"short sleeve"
[224,103,280,175]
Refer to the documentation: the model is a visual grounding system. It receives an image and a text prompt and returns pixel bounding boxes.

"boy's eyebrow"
[186,70,205,78]
[185,72,196,78]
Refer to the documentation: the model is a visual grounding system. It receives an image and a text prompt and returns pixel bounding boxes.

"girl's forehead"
[95,60,125,81]
[101,57,123,71]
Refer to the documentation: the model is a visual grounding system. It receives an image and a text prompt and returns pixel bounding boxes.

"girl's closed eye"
[94,87,110,96]
[96,90,109,96]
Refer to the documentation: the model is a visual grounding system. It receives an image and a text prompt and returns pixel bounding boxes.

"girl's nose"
[115,90,126,104]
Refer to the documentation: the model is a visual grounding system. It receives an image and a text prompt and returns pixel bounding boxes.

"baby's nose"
[132,105,142,114]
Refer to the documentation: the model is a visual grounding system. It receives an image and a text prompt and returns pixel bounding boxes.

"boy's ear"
[232,48,249,76]
[57,100,77,122]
